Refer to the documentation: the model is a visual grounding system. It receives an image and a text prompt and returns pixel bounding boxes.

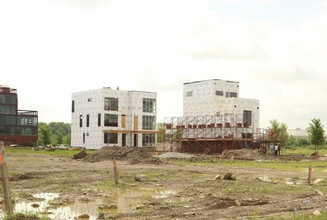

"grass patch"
[163,157,327,173]
[3,212,50,220]
[5,147,95,157]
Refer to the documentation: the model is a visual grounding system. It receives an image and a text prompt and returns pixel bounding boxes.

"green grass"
[163,157,327,173]
[3,212,50,220]
[283,145,327,156]
[4,147,95,157]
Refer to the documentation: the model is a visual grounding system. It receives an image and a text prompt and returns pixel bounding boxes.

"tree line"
[268,118,326,153]
[38,122,71,147]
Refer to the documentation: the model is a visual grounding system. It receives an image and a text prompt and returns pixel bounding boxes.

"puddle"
[0,191,156,219]
[286,178,304,185]
[0,193,99,220]
[154,190,176,199]
[258,174,270,182]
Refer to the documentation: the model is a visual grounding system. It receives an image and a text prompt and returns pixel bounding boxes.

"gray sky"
[1,0,327,129]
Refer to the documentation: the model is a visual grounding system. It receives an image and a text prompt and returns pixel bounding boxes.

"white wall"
[71,88,157,149]
[183,79,259,128]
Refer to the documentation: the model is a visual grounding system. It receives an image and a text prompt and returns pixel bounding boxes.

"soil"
[1,147,327,220]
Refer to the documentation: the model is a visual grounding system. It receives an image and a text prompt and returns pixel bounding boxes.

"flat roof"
[183,79,239,85]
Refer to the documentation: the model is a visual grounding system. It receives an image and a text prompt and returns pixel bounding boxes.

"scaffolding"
[162,114,276,154]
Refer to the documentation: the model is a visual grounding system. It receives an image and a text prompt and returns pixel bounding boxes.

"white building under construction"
[71,87,157,149]
[183,79,259,128]
[162,79,267,154]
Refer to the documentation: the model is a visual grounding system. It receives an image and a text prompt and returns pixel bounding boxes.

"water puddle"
[0,193,99,220]
[154,190,176,199]
[0,190,159,219]
[285,178,304,185]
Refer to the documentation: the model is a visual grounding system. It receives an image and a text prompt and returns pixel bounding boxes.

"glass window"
[72,100,75,113]
[142,115,156,130]
[86,114,90,127]
[143,98,156,113]
[24,127,33,135]
[104,114,118,127]
[10,95,17,104]
[0,94,4,104]
[142,134,155,147]
[104,133,118,144]
[79,115,83,127]
[226,92,237,98]
[215,91,223,96]
[0,126,5,134]
[5,116,16,125]
[98,113,101,126]
[243,110,252,126]
[104,97,118,111]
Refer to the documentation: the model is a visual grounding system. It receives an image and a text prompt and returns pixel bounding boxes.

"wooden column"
[113,158,119,184]
[308,165,312,185]
[0,141,13,215]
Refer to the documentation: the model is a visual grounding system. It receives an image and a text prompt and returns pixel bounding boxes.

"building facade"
[183,79,260,129]
[71,87,157,149]
[0,85,38,146]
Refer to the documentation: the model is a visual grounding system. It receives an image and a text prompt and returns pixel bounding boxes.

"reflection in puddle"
[1,190,173,219]
[13,193,99,220]
[15,193,59,213]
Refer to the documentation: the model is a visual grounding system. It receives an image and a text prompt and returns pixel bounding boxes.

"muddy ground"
[1,147,327,219]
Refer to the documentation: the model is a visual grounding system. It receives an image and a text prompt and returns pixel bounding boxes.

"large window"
[17,117,37,126]
[72,100,75,113]
[142,134,155,147]
[226,92,237,98]
[0,106,16,114]
[215,91,223,96]
[17,127,37,136]
[79,115,83,127]
[142,115,156,130]
[0,126,15,135]
[0,115,15,124]
[104,114,118,127]
[104,97,118,111]
[104,133,118,144]
[86,114,90,127]
[98,113,101,126]
[0,94,17,104]
[243,110,252,126]
[143,98,156,113]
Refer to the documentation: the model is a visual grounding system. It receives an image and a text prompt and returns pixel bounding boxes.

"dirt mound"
[220,149,267,160]
[202,194,268,209]
[82,146,162,164]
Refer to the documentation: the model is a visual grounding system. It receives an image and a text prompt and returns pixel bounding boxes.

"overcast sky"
[1,0,327,129]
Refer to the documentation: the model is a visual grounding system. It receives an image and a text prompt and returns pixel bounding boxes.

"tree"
[156,123,166,142]
[267,119,289,145]
[56,130,64,146]
[307,118,325,153]
[38,122,52,146]
[38,122,71,146]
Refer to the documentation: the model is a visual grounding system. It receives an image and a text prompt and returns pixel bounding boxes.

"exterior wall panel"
[71,87,157,149]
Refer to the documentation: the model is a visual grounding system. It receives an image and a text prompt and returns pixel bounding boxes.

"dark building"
[0,85,38,146]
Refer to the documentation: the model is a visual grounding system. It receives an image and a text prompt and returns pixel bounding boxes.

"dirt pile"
[220,148,267,160]
[82,146,162,164]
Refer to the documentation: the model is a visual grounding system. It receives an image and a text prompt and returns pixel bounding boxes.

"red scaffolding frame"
[163,114,276,154]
